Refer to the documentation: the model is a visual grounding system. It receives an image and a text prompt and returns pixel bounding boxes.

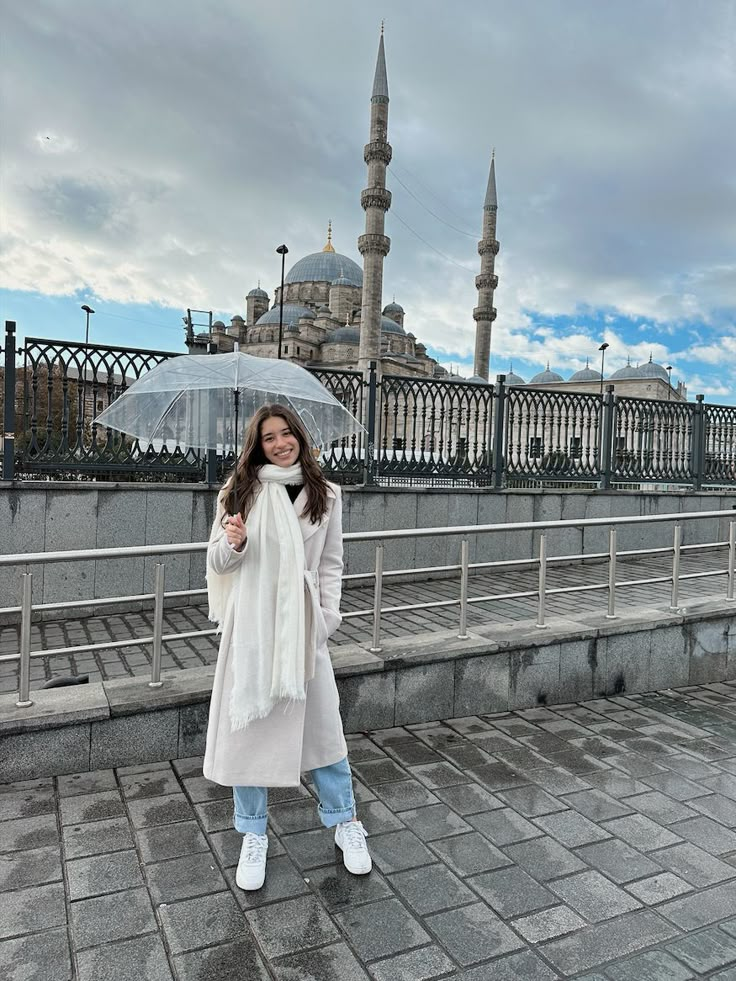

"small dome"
[231,314,244,322]
[247,287,268,298]
[323,326,360,345]
[505,371,526,386]
[212,320,225,328]
[383,300,404,315]
[255,304,314,326]
[530,364,564,384]
[331,276,354,287]
[570,360,602,382]
[285,251,363,287]
[381,316,406,335]
[637,355,669,381]
[609,358,641,381]
[317,304,331,314]
[466,375,488,384]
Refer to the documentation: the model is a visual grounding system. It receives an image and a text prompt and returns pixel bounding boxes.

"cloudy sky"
[2,0,735,401]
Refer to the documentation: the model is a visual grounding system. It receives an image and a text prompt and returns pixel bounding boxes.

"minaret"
[473,153,499,379]
[358,29,392,371]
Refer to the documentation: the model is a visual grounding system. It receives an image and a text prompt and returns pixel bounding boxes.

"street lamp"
[81,305,95,345]
[598,342,609,396]
[276,245,289,359]
[666,365,673,400]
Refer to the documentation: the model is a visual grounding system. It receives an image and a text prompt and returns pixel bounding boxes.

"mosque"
[184,33,687,406]
[184,32,499,382]
[503,355,687,402]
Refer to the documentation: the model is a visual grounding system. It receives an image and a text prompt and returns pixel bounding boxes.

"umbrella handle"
[231,388,240,516]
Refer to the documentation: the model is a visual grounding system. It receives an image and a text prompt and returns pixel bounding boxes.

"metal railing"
[3,322,736,487]
[2,509,734,707]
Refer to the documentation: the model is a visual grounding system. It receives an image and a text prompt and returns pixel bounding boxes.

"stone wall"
[1,482,735,613]
[2,597,734,782]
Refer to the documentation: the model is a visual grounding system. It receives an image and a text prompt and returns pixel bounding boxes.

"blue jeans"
[233,755,356,835]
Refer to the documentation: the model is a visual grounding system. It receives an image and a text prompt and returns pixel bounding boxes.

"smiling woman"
[204,402,372,891]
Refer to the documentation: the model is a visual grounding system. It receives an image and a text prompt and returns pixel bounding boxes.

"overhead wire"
[389,209,476,272]
[388,163,477,239]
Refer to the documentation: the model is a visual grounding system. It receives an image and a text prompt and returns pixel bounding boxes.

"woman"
[204,403,371,891]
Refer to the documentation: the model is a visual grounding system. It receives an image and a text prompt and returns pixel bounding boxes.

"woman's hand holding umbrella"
[225,513,247,551]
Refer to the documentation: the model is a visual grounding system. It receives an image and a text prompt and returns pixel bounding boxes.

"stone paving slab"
[0,549,729,691]
[2,682,736,979]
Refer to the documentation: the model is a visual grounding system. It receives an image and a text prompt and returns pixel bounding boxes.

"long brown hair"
[221,404,329,524]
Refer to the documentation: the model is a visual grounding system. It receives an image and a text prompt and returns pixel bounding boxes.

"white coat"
[203,482,347,787]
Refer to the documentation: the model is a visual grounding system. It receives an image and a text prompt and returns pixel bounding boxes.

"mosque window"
[297,346,301,355]
[284,345,288,354]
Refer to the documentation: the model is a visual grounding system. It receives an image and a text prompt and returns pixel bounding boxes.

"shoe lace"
[340,820,368,849]
[242,834,267,862]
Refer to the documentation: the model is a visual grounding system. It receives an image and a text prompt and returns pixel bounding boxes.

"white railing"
[1,510,734,707]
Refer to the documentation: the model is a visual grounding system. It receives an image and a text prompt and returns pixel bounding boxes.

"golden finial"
[323,219,335,253]
[381,20,384,35]
[492,147,495,161]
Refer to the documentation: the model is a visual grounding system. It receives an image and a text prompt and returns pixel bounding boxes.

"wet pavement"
[2,681,736,980]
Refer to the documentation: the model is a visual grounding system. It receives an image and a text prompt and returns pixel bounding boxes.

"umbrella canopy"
[95,351,363,454]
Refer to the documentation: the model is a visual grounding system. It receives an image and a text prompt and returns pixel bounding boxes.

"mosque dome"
[317,304,332,315]
[530,364,564,384]
[231,315,244,322]
[383,300,405,315]
[247,286,268,298]
[637,355,669,381]
[323,326,360,345]
[285,252,363,288]
[331,276,354,287]
[381,316,406,335]
[570,360,602,382]
[505,370,526,386]
[609,358,641,381]
[466,375,488,384]
[255,304,314,326]
[212,320,225,328]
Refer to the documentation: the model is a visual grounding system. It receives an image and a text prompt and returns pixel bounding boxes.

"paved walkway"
[0,549,731,692]
[2,683,736,979]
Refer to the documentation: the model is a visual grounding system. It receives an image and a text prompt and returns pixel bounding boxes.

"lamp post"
[598,342,609,396]
[276,245,288,359]
[81,304,95,345]
[666,365,673,400]
[80,305,95,426]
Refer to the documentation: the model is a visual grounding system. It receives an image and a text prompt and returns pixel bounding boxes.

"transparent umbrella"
[94,350,364,461]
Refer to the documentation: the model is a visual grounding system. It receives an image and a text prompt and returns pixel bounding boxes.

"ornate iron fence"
[377,374,494,485]
[504,385,603,482]
[611,394,696,484]
[3,322,736,489]
[13,336,200,480]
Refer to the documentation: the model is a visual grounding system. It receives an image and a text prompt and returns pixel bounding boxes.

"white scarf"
[207,463,307,731]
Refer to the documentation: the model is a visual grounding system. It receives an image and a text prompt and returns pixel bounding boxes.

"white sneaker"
[236,832,268,890]
[335,820,372,875]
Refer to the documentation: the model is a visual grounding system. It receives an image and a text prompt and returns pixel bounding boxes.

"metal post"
[458,537,469,639]
[492,374,507,490]
[17,572,33,707]
[599,385,615,490]
[670,524,682,611]
[727,520,735,602]
[369,543,384,653]
[149,563,165,688]
[536,533,548,628]
[363,360,378,486]
[3,321,17,481]
[276,244,288,359]
[691,394,705,491]
[606,528,617,618]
